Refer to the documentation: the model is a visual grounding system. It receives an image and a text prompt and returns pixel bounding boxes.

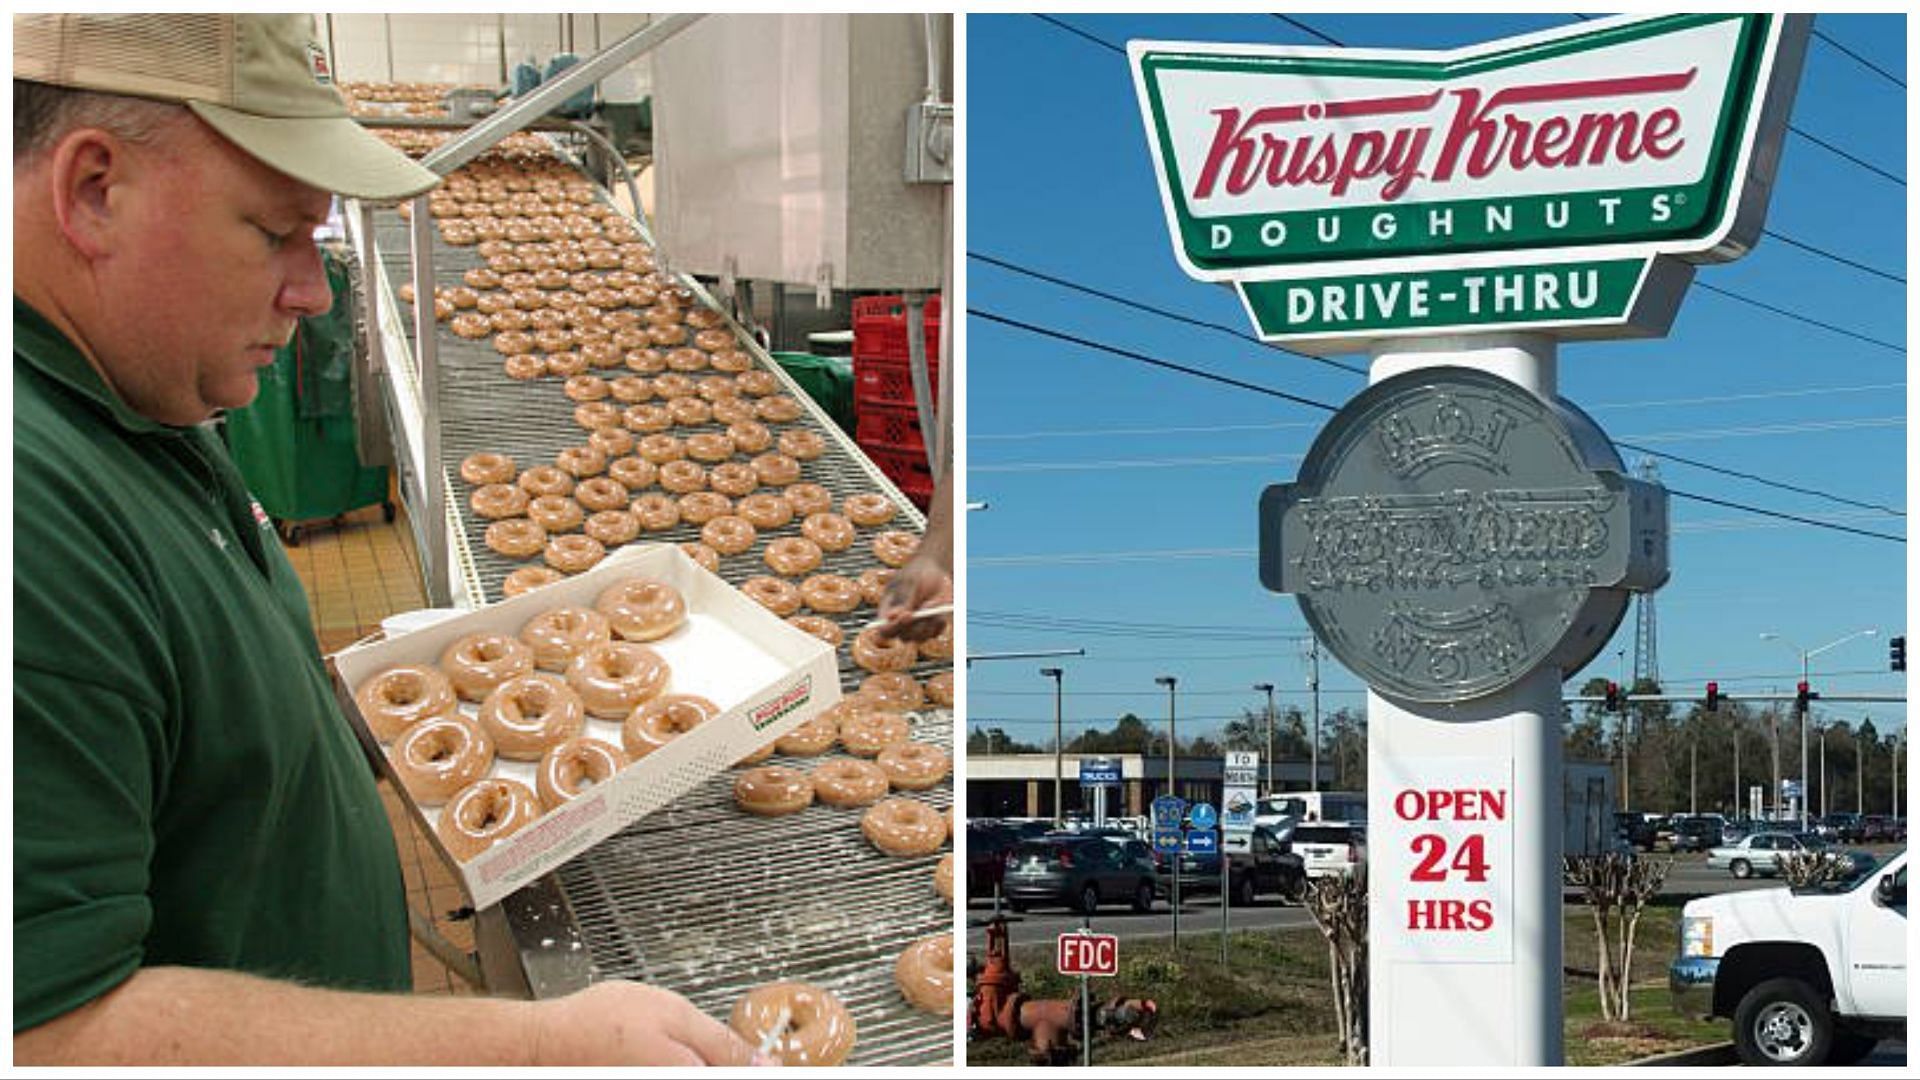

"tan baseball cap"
[14,12,441,201]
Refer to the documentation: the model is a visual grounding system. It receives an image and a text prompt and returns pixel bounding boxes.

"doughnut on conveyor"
[357,138,953,1065]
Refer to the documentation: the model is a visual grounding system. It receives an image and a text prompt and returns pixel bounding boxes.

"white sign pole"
[1367,335,1564,1067]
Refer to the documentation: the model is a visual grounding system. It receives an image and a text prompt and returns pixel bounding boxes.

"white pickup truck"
[1670,849,1906,1065]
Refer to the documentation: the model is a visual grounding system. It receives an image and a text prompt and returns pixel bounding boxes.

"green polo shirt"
[13,298,410,1032]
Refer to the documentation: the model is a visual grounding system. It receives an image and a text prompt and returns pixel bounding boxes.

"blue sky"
[963,13,1907,754]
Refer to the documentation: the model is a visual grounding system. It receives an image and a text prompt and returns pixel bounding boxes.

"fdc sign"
[1057,933,1120,978]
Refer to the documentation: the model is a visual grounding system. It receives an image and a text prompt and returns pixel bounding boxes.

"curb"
[1629,1041,1736,1066]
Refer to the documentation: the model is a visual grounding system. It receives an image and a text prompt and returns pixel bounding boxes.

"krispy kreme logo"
[1132,14,1798,277]
[750,675,813,731]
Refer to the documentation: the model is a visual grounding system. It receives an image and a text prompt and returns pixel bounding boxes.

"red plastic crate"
[855,400,929,453]
[853,294,942,364]
[860,442,935,511]
[855,355,942,409]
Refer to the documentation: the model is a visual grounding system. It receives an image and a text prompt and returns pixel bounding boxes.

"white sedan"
[1704,831,1824,879]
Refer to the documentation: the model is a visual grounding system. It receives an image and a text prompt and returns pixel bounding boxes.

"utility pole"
[1733,717,1741,819]
[1617,647,1630,811]
[1858,718,1866,815]
[1817,722,1826,820]
[1306,640,1322,792]
[1042,667,1065,823]
[1155,676,1178,802]
[1254,682,1276,794]
[1761,628,1877,829]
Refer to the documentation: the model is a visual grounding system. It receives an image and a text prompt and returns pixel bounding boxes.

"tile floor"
[282,499,480,997]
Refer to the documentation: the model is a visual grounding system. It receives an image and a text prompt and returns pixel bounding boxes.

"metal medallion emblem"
[1260,367,1668,705]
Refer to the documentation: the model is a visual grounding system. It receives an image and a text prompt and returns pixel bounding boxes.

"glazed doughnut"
[470,483,530,520]
[857,567,895,607]
[587,427,636,460]
[390,713,495,805]
[697,375,741,402]
[774,712,838,756]
[460,452,517,487]
[658,460,708,494]
[711,397,758,426]
[844,493,896,526]
[544,533,606,574]
[624,404,673,433]
[527,495,584,534]
[840,709,913,757]
[609,375,654,403]
[733,739,777,767]
[354,665,458,742]
[441,632,536,702]
[489,307,531,332]
[631,493,682,532]
[580,341,622,370]
[784,483,834,517]
[860,671,929,713]
[693,327,734,352]
[763,537,823,577]
[645,304,683,328]
[445,286,480,309]
[494,330,535,357]
[798,574,861,614]
[749,453,802,487]
[924,670,954,707]
[811,758,889,808]
[595,578,688,642]
[701,515,757,556]
[653,373,697,399]
[710,348,754,373]
[518,465,574,498]
[485,518,547,559]
[729,982,857,1068]
[861,797,947,857]
[563,374,609,402]
[584,509,640,547]
[450,312,491,339]
[680,542,721,574]
[666,347,709,372]
[536,738,627,811]
[648,324,689,347]
[738,493,795,531]
[685,432,736,463]
[785,614,845,648]
[708,463,760,497]
[436,778,541,862]
[878,742,950,791]
[636,433,685,464]
[755,395,804,423]
[534,267,568,291]
[502,354,546,381]
[676,491,734,525]
[736,370,780,397]
[518,606,613,672]
[503,565,565,598]
[918,621,954,661]
[566,641,671,720]
[686,307,726,330]
[572,403,621,433]
[800,513,856,552]
[546,351,589,378]
[607,456,658,491]
[872,530,920,568]
[772,428,825,462]
[557,445,608,478]
[895,934,955,1015]
[624,348,667,375]
[622,694,719,758]
[733,765,815,816]
[852,626,919,674]
[741,575,803,616]
[478,672,587,760]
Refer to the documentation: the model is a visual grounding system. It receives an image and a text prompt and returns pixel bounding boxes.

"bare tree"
[1303,869,1368,1064]
[1564,854,1671,1021]
[1779,850,1858,887]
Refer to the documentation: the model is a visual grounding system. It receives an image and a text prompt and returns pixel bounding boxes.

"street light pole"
[1042,667,1065,824]
[1155,676,1179,801]
[1761,628,1877,830]
[1306,642,1322,792]
[1254,683,1276,794]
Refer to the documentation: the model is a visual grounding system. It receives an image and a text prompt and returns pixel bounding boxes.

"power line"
[1812,25,1905,89]
[1032,13,1123,55]
[1617,441,1905,518]
[1692,281,1905,354]
[1667,490,1905,544]
[1764,230,1903,285]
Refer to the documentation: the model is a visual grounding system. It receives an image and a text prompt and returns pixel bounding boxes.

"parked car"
[1670,815,1725,853]
[1815,812,1864,843]
[1615,811,1660,852]
[1001,834,1159,914]
[1706,831,1831,879]
[1292,822,1366,879]
[1169,826,1306,905]
[967,819,1050,899]
[1860,816,1906,844]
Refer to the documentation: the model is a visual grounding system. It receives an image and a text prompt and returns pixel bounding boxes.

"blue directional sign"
[1185,829,1219,854]
[1189,802,1218,831]
[1079,759,1122,787]
[1151,795,1187,829]
[1153,829,1185,854]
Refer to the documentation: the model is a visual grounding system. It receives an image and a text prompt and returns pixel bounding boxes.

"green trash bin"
[772,351,855,436]
[225,248,390,542]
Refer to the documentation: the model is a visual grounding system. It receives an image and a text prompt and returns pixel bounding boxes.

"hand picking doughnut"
[785,614,845,648]
[536,737,627,811]
[895,934,955,1015]
[503,566,565,598]
[872,530,920,568]
[917,621,954,661]
[844,493,896,527]
[441,633,536,702]
[860,671,928,712]
[763,537,822,577]
[595,578,688,641]
[800,512,855,552]
[741,575,803,616]
[460,452,516,487]
[354,665,458,742]
[925,670,954,707]
[478,672,587,760]
[774,712,838,756]
[811,758,889,808]
[877,742,950,790]
[518,607,613,672]
[700,515,757,556]
[798,574,860,614]
[622,694,720,758]
[935,853,954,902]
[566,641,671,719]
[857,568,894,607]
[733,765,815,816]
[437,778,541,862]
[390,713,495,805]
[852,626,919,673]
[729,982,857,1068]
[839,710,912,757]
[861,797,947,856]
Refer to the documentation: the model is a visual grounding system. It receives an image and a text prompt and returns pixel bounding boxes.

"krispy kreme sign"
[1130,15,1809,349]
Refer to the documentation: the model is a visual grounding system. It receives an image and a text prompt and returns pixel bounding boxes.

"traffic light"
[1704,681,1719,712]
[1794,681,1811,716]
[1604,681,1621,712]
[1892,636,1906,673]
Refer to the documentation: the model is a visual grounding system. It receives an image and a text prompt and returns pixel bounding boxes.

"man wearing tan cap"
[13,15,764,1066]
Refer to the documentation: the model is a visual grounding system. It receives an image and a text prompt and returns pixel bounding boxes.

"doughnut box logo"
[750,675,813,731]
[1130,14,1809,350]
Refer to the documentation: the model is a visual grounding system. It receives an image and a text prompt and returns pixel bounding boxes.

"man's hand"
[876,554,952,644]
[532,981,772,1066]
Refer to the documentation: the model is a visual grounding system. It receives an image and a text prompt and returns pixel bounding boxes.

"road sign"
[1224,751,1260,787]
[1151,795,1188,829]
[1153,829,1185,854]
[1058,931,1120,977]
[1223,832,1253,854]
[1189,802,1218,831]
[1080,759,1122,787]
[1224,752,1259,836]
[1186,829,1219,854]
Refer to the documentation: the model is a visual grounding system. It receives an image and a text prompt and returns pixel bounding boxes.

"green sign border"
[1136,14,1769,273]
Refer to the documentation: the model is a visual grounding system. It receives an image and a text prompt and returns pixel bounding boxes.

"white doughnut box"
[328,542,841,911]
